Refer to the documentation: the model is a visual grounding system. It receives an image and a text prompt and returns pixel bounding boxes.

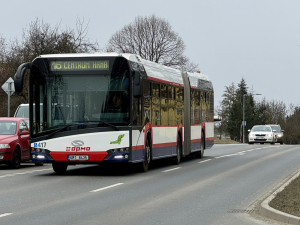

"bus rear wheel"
[141,138,151,172]
[195,132,205,158]
[52,162,68,174]
[172,136,182,165]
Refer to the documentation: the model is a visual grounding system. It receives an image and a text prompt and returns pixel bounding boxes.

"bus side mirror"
[14,62,32,93]
[132,71,141,98]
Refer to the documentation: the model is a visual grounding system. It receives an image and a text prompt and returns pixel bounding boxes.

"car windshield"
[252,126,271,132]
[270,126,281,132]
[0,121,17,135]
[14,105,29,118]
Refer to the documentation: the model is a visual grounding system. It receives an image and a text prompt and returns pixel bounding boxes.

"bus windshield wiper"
[46,124,75,139]
[97,120,119,131]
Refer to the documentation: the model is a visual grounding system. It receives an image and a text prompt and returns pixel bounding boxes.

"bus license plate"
[68,155,89,161]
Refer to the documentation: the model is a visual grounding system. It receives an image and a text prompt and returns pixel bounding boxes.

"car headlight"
[0,144,10,149]
[249,133,255,138]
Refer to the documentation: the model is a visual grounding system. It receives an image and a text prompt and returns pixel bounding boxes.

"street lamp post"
[242,94,246,144]
[242,93,262,144]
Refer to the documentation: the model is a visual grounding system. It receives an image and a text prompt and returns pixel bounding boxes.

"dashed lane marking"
[90,183,124,193]
[0,168,52,179]
[0,213,13,218]
[198,159,212,164]
[162,167,181,173]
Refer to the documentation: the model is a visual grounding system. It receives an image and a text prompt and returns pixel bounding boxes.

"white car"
[267,124,284,144]
[248,125,277,144]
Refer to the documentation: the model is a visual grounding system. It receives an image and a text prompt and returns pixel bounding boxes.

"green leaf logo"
[110,134,125,144]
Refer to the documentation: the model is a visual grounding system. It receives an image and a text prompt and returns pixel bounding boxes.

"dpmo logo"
[66,140,91,152]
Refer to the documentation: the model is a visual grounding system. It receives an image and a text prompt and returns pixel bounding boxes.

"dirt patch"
[269,174,300,217]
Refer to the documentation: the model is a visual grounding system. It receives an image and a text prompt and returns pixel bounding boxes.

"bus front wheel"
[52,162,68,174]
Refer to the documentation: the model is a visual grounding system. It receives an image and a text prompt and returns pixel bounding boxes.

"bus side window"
[168,86,176,126]
[143,81,151,125]
[160,84,167,125]
[151,83,160,125]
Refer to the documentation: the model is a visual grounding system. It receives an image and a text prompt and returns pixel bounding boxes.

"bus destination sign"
[50,60,109,71]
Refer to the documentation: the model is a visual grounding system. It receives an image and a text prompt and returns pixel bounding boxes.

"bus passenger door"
[182,72,191,156]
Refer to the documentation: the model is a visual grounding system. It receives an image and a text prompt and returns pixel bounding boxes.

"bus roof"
[36,52,213,91]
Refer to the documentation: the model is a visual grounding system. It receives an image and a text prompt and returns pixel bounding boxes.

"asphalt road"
[0,144,300,225]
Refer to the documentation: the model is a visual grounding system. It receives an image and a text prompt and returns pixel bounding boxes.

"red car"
[0,117,30,168]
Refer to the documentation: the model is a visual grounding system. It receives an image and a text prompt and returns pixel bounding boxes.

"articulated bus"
[14,53,214,173]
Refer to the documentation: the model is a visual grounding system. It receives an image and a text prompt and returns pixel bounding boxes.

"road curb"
[259,170,300,225]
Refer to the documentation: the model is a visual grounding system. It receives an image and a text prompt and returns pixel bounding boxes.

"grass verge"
[269,174,300,217]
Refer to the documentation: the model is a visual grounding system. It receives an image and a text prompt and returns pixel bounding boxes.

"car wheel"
[10,149,21,169]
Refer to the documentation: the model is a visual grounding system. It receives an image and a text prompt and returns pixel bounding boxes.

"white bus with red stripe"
[14,53,214,173]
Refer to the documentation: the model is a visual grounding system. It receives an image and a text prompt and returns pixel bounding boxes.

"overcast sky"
[1,0,300,109]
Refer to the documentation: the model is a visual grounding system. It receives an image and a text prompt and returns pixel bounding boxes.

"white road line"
[214,153,244,158]
[0,213,13,218]
[198,159,212,164]
[213,146,279,160]
[162,167,181,173]
[0,168,52,179]
[90,183,124,193]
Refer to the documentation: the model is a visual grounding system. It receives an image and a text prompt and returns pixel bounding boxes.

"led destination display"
[50,60,109,71]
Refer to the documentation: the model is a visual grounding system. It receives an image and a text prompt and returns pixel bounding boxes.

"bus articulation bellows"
[14,53,214,173]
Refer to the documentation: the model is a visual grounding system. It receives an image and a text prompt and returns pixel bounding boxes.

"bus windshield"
[31,57,130,135]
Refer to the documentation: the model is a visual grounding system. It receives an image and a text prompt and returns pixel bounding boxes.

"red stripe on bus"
[132,145,144,150]
[206,137,214,141]
[133,138,205,150]
[50,152,108,162]
[152,142,177,148]
[191,139,201,143]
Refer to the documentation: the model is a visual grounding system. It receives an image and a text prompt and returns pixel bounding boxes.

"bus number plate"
[68,155,89,161]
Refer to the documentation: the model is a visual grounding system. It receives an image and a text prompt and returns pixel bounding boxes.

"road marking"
[162,167,181,173]
[90,183,124,193]
[198,146,282,166]
[0,168,52,179]
[198,159,212,164]
[0,213,13,218]
[214,152,245,159]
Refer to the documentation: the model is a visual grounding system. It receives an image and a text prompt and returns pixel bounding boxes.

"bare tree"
[107,15,198,71]
[0,18,99,116]
[0,35,6,63]
[7,18,98,64]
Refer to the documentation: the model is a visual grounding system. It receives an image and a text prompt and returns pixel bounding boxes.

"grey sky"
[1,0,300,109]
